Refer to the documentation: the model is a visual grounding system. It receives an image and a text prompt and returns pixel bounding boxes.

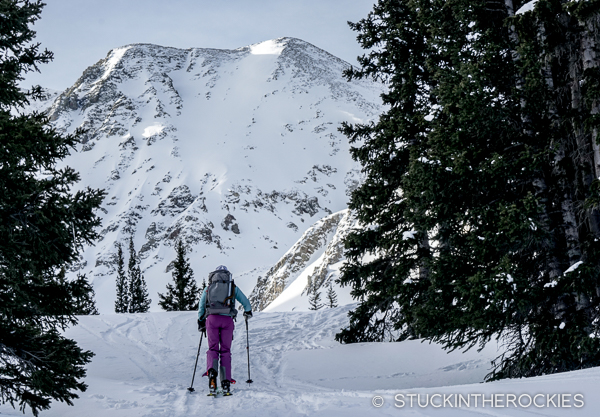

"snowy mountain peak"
[50,37,359,122]
[37,38,383,313]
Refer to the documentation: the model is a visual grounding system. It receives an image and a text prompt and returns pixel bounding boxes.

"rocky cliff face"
[250,209,357,311]
[33,37,382,312]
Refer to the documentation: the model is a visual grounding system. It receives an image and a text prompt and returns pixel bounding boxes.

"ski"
[207,389,233,397]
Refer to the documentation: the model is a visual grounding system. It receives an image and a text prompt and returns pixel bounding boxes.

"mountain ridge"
[31,37,383,313]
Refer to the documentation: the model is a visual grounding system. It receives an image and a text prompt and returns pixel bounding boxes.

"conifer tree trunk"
[506,0,564,281]
[581,15,600,180]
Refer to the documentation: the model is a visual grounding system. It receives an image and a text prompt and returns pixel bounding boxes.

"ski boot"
[221,379,232,396]
[207,368,218,396]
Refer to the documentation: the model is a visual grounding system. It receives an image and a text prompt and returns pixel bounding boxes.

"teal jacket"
[198,286,252,320]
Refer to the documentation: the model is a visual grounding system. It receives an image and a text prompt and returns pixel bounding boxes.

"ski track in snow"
[2,307,600,416]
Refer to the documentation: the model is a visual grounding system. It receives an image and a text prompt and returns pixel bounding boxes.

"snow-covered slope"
[0,309,596,416]
[252,208,357,312]
[36,37,383,312]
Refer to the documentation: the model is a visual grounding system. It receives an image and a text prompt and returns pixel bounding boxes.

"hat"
[215,265,228,271]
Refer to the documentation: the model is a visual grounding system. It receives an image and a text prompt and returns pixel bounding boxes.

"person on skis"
[197,265,252,394]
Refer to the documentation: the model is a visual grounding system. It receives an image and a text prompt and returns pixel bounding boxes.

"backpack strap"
[204,286,209,316]
[224,282,236,305]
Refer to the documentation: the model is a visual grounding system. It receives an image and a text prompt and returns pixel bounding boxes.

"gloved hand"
[198,318,206,333]
[243,310,253,318]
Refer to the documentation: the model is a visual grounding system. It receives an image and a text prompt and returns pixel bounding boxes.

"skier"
[198,265,252,395]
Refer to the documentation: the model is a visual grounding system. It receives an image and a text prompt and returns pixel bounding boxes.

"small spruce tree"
[326,283,338,308]
[127,237,151,313]
[158,239,199,311]
[114,242,128,313]
[308,287,324,311]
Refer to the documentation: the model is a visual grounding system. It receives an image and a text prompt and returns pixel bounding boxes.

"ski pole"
[245,315,253,384]
[188,332,204,392]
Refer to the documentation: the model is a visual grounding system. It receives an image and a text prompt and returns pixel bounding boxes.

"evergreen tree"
[326,282,338,308]
[201,278,207,291]
[70,273,99,315]
[0,1,105,414]
[53,269,99,316]
[158,239,199,311]
[337,0,600,379]
[308,287,324,311]
[114,242,128,313]
[127,237,151,313]
[336,0,434,344]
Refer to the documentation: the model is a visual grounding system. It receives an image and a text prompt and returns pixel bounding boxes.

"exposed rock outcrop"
[250,209,356,311]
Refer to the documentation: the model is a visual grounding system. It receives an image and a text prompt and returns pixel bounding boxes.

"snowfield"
[1,307,599,416]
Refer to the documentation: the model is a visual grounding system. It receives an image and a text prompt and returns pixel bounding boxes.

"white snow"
[264,269,311,311]
[250,39,286,55]
[516,0,539,15]
[1,308,598,416]
[564,261,583,275]
[142,124,164,138]
[403,230,416,240]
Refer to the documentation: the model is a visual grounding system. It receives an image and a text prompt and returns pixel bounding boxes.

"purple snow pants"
[205,314,235,381]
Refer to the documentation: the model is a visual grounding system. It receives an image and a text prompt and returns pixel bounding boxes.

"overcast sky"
[22,0,377,91]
